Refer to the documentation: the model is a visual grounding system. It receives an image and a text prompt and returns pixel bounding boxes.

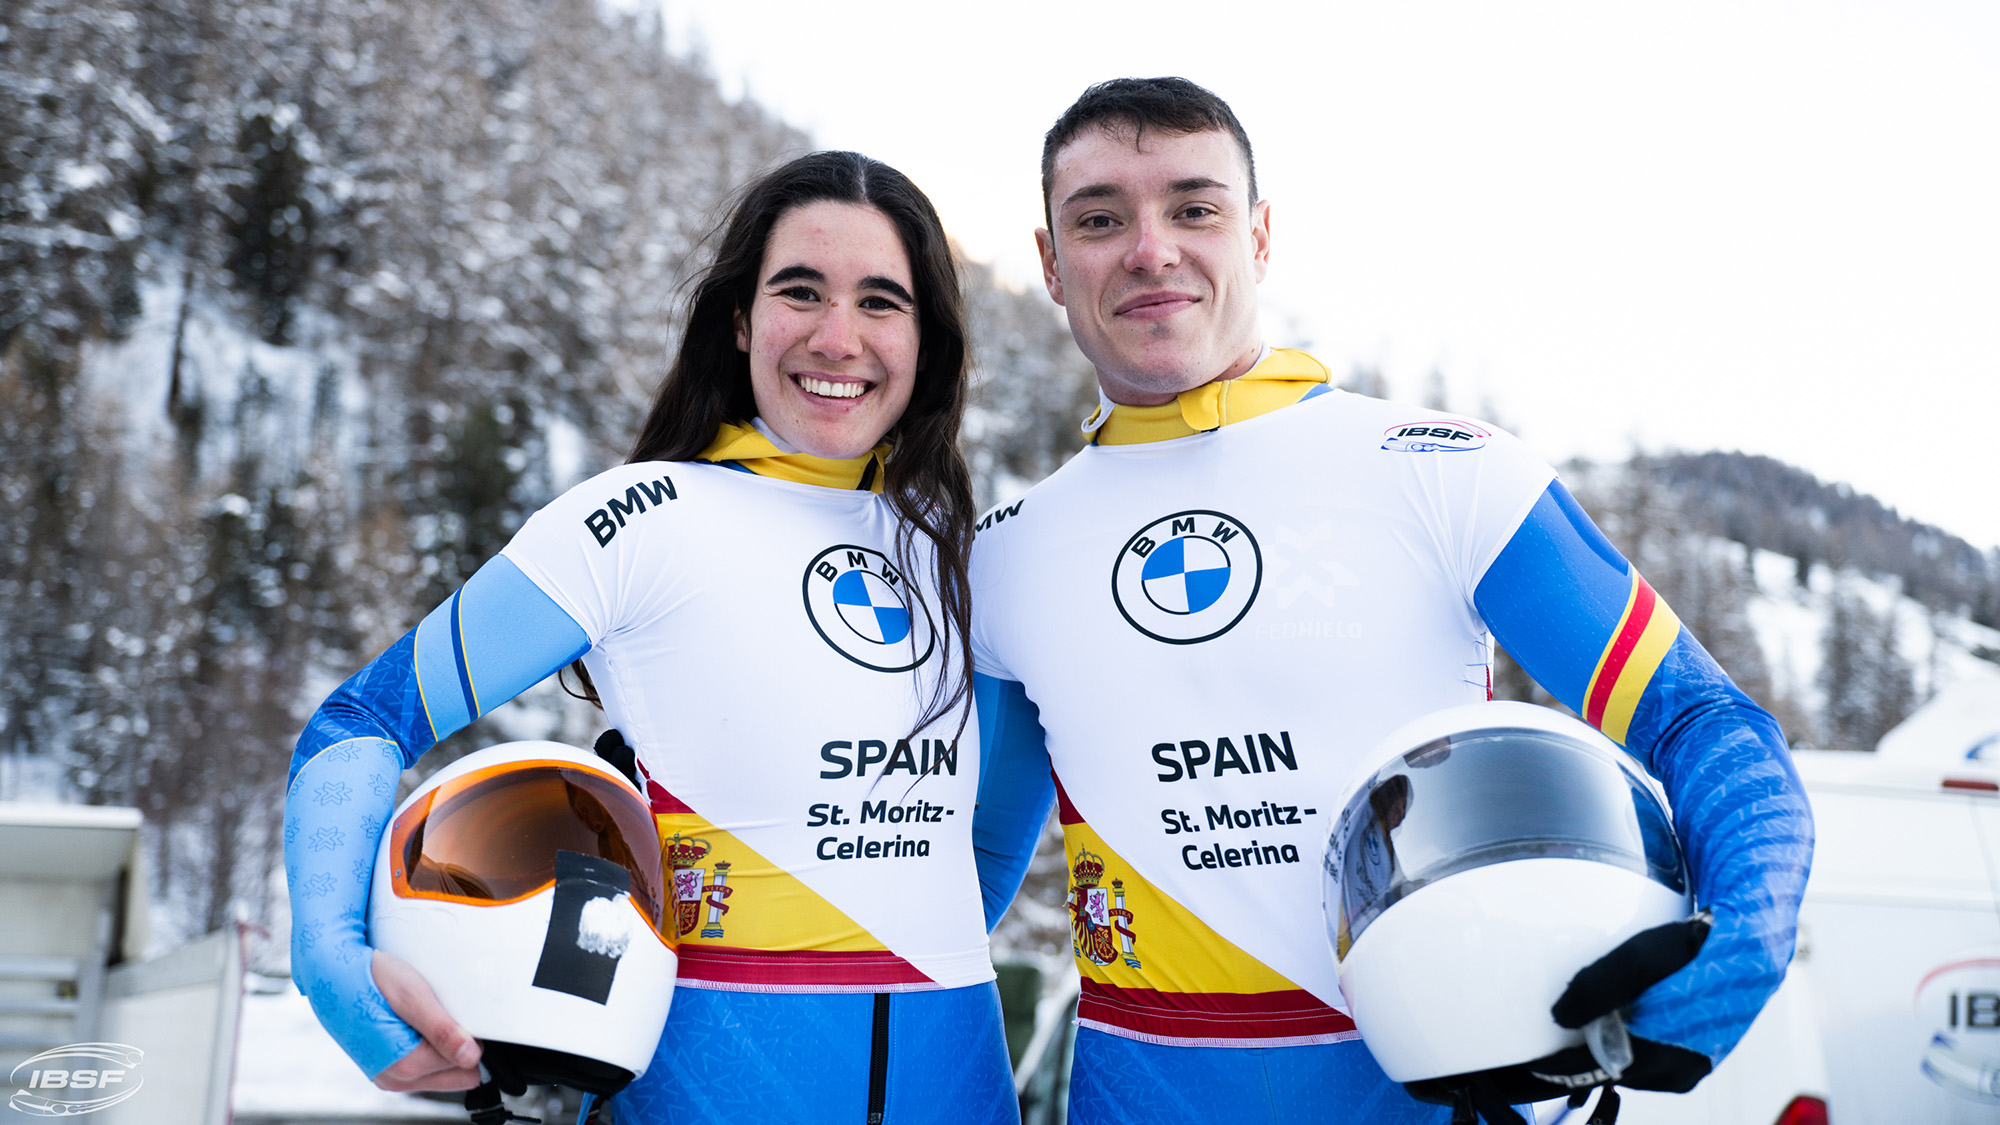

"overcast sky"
[654,1,2000,550]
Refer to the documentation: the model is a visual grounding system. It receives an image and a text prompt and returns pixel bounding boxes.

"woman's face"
[736,201,921,460]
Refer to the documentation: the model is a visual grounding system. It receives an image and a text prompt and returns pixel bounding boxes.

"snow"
[1742,547,2000,749]
[230,983,462,1121]
[57,162,110,191]
[0,749,70,803]
[545,416,588,490]
[1876,678,2000,763]
[80,278,367,504]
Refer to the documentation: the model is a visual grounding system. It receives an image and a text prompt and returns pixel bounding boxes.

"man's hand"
[370,950,483,1092]
[1404,914,1717,1123]
[1525,913,1714,1093]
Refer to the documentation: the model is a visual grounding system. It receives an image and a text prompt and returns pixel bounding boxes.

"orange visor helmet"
[387,756,669,941]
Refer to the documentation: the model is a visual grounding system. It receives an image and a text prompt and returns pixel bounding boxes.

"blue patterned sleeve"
[973,673,1056,931]
[1474,482,1814,1069]
[284,557,590,1077]
[284,737,420,1075]
[1618,636,1813,1066]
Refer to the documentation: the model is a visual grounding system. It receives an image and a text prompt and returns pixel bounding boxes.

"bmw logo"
[803,545,936,672]
[1111,510,1262,644]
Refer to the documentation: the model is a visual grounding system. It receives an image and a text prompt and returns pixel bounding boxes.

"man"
[969,77,1811,1124]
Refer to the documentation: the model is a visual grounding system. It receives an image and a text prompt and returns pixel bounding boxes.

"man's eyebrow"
[1059,183,1123,211]
[1060,177,1233,212]
[861,276,915,304]
[765,265,825,285]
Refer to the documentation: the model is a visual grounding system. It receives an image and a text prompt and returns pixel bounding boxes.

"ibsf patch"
[802,544,936,672]
[1381,420,1490,453]
[1111,510,1261,644]
[1917,951,2000,1103]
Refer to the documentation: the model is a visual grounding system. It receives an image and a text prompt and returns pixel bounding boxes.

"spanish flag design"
[645,770,933,991]
[1583,573,1683,745]
[1054,779,1356,1046]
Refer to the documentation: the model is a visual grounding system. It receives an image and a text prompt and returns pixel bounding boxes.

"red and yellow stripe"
[646,779,930,990]
[1052,779,1355,1046]
[1583,574,1682,744]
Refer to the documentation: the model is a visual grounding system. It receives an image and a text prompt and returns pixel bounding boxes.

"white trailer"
[1783,677,2000,1124]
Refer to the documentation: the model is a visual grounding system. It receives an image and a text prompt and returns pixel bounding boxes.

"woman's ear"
[734,307,750,353]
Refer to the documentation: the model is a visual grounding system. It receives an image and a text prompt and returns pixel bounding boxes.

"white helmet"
[370,741,675,1095]
[1322,702,1692,1084]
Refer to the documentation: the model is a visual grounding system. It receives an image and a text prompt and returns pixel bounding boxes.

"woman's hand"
[369,950,484,1092]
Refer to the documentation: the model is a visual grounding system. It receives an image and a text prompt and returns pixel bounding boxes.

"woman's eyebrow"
[861,276,915,304]
[765,264,825,285]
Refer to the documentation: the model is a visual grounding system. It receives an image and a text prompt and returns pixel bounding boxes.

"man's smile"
[1114,290,1202,320]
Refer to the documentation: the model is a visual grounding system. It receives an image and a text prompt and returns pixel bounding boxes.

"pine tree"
[1818,578,1918,750]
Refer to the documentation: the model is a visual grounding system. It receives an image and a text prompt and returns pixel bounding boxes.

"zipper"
[866,992,890,1123]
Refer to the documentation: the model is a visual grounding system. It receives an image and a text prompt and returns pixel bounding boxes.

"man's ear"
[1035,228,1065,307]
[1250,199,1272,284]
[734,306,750,353]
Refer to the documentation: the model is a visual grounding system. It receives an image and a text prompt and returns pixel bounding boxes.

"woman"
[283,152,1017,1124]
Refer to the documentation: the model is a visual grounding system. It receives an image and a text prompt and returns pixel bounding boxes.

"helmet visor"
[1326,726,1685,959]
[390,760,667,939]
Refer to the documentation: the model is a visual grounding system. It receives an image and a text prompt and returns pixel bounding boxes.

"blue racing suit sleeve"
[972,673,1056,932]
[284,556,590,1077]
[1473,480,1813,1070]
[285,737,415,1076]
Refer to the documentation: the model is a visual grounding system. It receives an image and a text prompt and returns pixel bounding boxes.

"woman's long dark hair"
[566,151,976,737]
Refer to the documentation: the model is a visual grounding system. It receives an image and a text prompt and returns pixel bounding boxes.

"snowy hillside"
[1743,549,2000,750]
[1544,453,2000,752]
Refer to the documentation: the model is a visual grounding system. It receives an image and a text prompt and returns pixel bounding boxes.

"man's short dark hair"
[1040,77,1258,228]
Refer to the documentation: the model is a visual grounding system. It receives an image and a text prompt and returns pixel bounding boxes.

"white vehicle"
[1784,678,2000,1124]
[1619,676,2000,1125]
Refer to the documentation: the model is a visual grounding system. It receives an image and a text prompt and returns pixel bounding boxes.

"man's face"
[1037,126,1270,406]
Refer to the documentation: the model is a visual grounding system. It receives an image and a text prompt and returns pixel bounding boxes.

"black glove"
[1402,914,1714,1124]
[1534,913,1714,1092]
[593,728,641,789]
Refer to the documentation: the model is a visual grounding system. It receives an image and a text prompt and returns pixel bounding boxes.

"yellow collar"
[699,422,889,493]
[1085,349,1333,446]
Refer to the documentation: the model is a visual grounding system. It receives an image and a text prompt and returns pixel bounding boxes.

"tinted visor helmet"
[369,741,675,1096]
[1322,702,1691,1083]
